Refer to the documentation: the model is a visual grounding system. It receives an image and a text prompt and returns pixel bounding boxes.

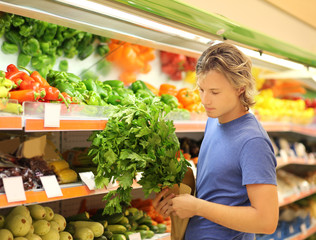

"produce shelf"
[24,118,107,132]
[286,222,316,240]
[0,116,22,130]
[279,188,316,207]
[262,122,316,137]
[0,181,141,209]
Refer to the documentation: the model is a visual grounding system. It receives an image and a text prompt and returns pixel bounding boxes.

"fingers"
[160,199,174,218]
[153,188,172,209]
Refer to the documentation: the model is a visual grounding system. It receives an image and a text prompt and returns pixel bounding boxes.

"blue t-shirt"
[185,113,277,240]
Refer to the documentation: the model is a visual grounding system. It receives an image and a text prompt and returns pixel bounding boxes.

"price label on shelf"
[44,103,61,127]
[128,232,142,240]
[3,176,26,202]
[79,172,96,190]
[40,175,63,198]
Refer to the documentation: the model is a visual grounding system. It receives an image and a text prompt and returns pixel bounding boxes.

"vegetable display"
[0,13,110,77]
[88,94,190,215]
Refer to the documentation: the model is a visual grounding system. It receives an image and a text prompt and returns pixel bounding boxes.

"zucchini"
[94,236,108,240]
[66,212,90,222]
[136,224,150,231]
[69,221,104,237]
[91,212,124,224]
[118,216,129,225]
[73,227,94,240]
[157,223,167,233]
[135,230,147,240]
[107,224,127,234]
[149,225,158,233]
[146,230,155,239]
[112,233,127,240]
[103,230,113,239]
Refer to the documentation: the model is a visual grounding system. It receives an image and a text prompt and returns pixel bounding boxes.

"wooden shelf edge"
[0,182,142,209]
[0,116,23,130]
[279,188,316,207]
[287,222,316,240]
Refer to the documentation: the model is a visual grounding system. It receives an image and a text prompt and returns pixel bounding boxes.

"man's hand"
[153,188,175,218]
[171,194,198,219]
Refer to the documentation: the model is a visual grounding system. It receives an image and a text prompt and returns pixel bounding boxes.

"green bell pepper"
[108,95,123,105]
[1,41,18,54]
[130,80,147,93]
[103,80,124,89]
[85,91,102,105]
[59,60,68,72]
[96,44,109,57]
[17,53,32,67]
[78,44,94,60]
[83,78,98,92]
[160,94,179,109]
[22,38,41,56]
[43,23,58,41]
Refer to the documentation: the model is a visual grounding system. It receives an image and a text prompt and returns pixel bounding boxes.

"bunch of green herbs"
[88,95,190,215]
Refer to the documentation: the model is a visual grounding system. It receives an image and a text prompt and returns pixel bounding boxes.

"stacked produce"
[0,154,56,192]
[160,51,197,81]
[158,83,205,114]
[0,13,110,77]
[106,40,155,85]
[253,89,314,124]
[0,204,70,240]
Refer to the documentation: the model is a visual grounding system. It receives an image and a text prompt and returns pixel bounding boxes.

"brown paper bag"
[170,167,196,240]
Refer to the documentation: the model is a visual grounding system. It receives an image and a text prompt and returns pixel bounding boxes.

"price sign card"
[3,176,26,202]
[44,103,61,127]
[128,232,142,240]
[79,172,96,190]
[40,175,63,198]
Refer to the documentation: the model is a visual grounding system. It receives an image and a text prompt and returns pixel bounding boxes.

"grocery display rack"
[1,0,316,239]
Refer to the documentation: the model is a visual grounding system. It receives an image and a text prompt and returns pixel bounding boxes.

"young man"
[153,42,279,240]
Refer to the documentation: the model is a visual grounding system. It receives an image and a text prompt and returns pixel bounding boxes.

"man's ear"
[238,87,245,95]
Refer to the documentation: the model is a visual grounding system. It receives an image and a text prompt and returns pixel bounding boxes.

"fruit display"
[0,202,168,240]
[0,204,71,240]
[253,89,315,124]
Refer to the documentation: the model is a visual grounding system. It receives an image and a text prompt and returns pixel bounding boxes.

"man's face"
[197,70,245,123]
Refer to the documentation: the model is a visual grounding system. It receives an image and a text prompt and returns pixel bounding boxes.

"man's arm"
[172,184,279,234]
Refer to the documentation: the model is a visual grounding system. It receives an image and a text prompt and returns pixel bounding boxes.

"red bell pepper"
[9,89,46,103]
[43,86,69,108]
[19,66,49,87]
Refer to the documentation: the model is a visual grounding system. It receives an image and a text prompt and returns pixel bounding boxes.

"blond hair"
[196,42,257,110]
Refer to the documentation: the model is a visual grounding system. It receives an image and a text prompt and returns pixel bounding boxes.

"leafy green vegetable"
[88,95,190,215]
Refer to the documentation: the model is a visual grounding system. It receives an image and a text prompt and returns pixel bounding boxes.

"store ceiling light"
[55,0,212,44]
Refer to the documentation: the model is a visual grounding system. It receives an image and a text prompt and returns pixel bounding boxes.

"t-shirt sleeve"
[240,137,277,186]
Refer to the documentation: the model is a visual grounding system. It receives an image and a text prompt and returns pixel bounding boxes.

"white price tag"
[3,176,26,202]
[128,232,142,240]
[44,103,61,127]
[40,175,63,198]
[79,172,96,190]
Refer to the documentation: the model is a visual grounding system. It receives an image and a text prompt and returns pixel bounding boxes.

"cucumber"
[118,216,129,225]
[157,223,167,233]
[149,225,158,233]
[94,236,108,240]
[146,230,155,239]
[136,224,150,231]
[135,230,147,240]
[112,233,126,240]
[73,227,94,240]
[69,221,104,237]
[103,230,113,239]
[107,224,126,234]
[66,212,90,222]
[91,212,123,224]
